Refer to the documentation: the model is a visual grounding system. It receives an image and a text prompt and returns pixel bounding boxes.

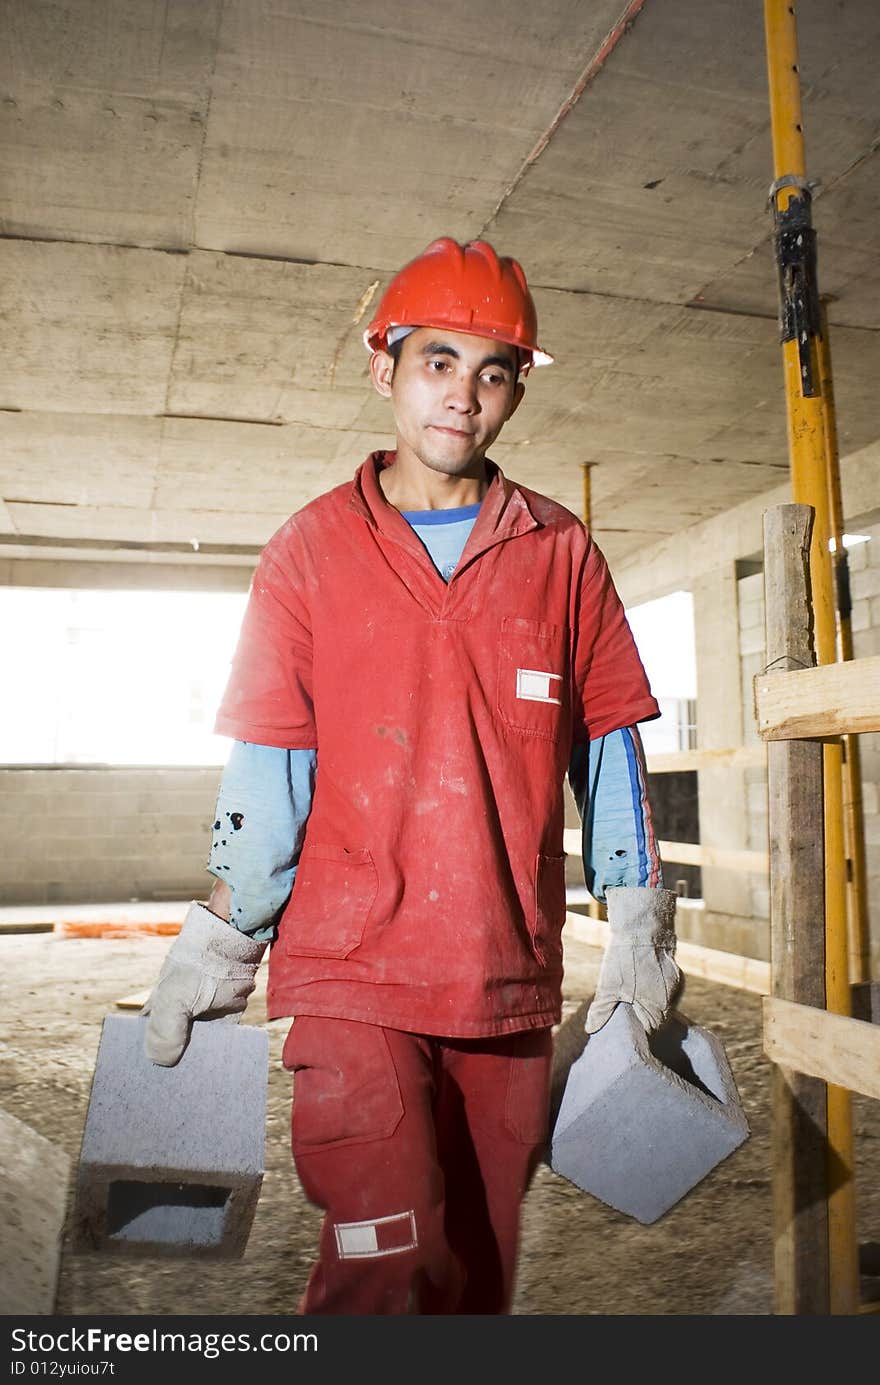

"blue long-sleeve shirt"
[208,740,316,941]
[568,723,661,897]
[208,504,662,938]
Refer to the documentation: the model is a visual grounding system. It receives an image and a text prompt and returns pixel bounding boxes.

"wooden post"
[763,503,829,1314]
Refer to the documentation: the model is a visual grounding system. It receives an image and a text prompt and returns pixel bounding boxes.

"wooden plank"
[675,939,769,995]
[563,911,770,995]
[645,746,766,773]
[561,828,767,872]
[658,840,767,872]
[755,655,880,739]
[564,911,608,948]
[115,989,151,1009]
[763,503,829,1317]
[763,996,880,1101]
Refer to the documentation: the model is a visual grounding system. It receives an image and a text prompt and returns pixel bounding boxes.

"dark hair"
[388,336,405,378]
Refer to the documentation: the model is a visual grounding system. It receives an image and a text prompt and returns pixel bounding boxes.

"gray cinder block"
[0,1108,71,1313]
[72,1014,268,1259]
[550,1004,749,1224]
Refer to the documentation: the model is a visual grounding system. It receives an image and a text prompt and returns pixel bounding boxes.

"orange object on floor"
[53,920,182,939]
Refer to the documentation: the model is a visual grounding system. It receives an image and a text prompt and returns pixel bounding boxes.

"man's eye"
[428,359,448,372]
[482,371,507,386]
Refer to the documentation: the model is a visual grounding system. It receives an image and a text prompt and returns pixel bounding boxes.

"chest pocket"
[497,616,568,741]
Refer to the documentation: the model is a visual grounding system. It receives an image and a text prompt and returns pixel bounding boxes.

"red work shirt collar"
[348,451,541,569]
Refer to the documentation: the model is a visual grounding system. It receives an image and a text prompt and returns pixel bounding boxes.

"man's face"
[370,327,525,480]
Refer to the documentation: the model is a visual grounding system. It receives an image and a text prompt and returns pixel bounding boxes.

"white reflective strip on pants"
[334,1210,418,1259]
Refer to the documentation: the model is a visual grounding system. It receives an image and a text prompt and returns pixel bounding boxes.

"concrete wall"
[0,557,241,907]
[0,767,625,908]
[676,524,879,973]
[692,565,753,927]
[738,568,771,928]
[609,448,879,970]
[851,525,880,979]
[0,767,221,905]
[732,520,880,976]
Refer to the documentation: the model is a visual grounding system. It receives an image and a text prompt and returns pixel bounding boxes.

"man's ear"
[507,379,526,420]
[370,349,395,398]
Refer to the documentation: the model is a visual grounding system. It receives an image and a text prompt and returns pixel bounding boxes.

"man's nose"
[445,373,479,413]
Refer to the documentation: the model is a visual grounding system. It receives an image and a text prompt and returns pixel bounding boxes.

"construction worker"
[142,237,681,1315]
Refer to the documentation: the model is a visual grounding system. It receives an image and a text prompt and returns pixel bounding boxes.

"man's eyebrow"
[419,341,516,372]
[419,341,460,359]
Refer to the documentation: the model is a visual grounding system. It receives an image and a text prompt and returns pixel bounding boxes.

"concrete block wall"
[0,763,592,907]
[849,523,880,968]
[736,523,880,975]
[738,570,771,927]
[692,566,758,953]
[0,767,221,905]
[0,559,241,907]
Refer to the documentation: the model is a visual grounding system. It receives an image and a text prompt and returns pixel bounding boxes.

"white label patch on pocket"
[516,668,562,705]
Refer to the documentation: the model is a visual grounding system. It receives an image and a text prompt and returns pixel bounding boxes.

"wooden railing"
[561,828,767,874]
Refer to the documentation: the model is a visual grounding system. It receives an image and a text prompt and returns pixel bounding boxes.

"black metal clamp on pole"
[769,174,822,398]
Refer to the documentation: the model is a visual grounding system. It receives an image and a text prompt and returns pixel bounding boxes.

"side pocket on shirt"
[529,852,567,967]
[283,842,378,959]
[497,616,567,741]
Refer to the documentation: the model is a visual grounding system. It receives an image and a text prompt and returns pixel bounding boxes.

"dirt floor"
[2,926,879,1317]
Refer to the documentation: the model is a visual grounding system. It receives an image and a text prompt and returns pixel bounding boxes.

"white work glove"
[585,886,681,1036]
[142,901,266,1066]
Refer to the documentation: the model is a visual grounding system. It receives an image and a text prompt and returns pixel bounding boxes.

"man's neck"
[378,454,489,512]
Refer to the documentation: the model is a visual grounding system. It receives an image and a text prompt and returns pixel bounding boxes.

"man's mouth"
[430,425,475,438]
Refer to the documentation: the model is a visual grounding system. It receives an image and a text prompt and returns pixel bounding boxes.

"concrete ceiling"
[1,0,879,571]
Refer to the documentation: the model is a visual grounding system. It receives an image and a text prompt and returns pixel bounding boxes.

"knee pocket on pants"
[283,1016,405,1153]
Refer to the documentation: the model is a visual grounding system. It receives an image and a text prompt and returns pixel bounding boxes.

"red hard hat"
[364,237,553,369]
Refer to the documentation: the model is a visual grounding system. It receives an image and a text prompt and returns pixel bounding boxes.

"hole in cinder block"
[106,1180,230,1246]
[648,1015,725,1104]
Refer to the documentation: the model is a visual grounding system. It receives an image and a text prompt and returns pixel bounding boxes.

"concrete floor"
[3,918,879,1317]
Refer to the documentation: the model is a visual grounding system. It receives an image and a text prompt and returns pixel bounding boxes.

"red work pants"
[282,1017,552,1315]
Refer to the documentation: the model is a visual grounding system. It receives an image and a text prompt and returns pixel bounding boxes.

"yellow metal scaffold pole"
[582,461,593,533]
[763,0,858,1314]
[816,296,872,988]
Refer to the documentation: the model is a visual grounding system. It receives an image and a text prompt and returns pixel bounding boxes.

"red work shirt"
[215,452,659,1036]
